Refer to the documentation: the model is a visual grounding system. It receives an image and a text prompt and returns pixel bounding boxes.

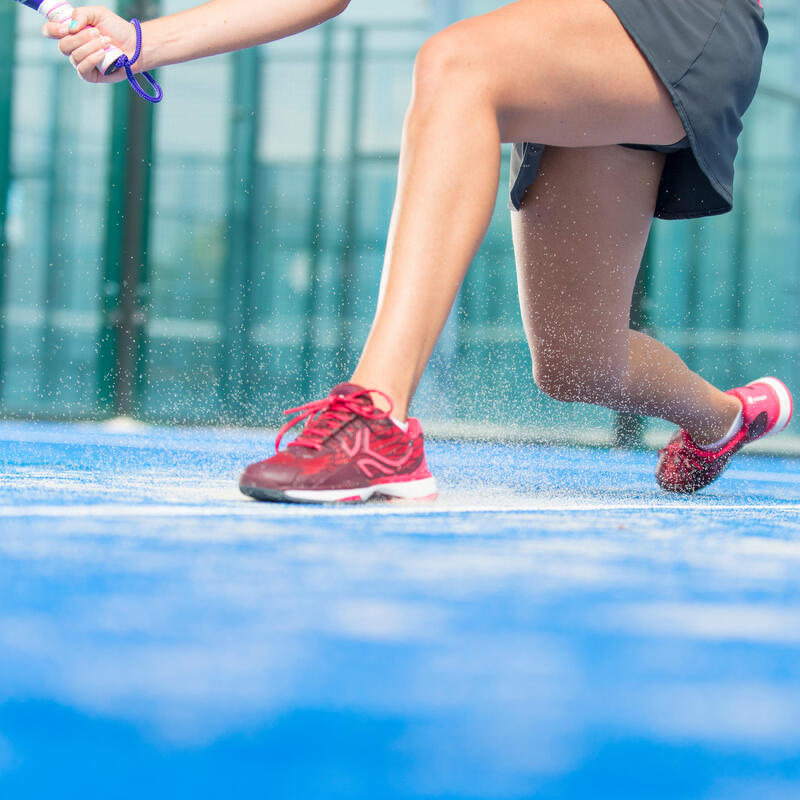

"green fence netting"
[1,1,798,446]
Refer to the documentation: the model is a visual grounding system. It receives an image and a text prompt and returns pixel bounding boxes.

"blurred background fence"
[0,0,798,446]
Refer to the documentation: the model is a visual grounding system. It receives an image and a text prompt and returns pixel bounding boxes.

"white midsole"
[753,376,793,437]
[285,477,438,503]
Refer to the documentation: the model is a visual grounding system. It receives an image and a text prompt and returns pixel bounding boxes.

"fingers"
[41,20,73,39]
[57,26,100,57]
[48,24,111,82]
[68,8,91,32]
[58,28,110,63]
[40,5,129,83]
[42,12,84,39]
[67,32,111,68]
[75,48,107,81]
[41,7,103,39]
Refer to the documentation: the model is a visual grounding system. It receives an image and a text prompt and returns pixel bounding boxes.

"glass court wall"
[0,0,798,444]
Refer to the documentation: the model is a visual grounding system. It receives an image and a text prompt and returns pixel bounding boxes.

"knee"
[532,348,627,406]
[411,25,485,112]
[532,361,587,404]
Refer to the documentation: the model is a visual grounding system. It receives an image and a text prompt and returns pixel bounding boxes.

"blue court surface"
[0,420,799,799]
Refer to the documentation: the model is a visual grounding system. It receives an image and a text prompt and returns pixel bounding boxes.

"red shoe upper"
[240,384,433,493]
[656,377,793,494]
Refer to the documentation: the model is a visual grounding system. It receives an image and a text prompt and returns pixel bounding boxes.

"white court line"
[2,426,799,464]
[0,502,799,519]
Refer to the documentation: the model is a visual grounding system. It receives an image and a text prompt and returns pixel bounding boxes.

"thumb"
[41,6,100,38]
[66,6,105,31]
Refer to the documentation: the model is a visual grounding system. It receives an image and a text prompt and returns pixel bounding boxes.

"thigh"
[438,0,685,146]
[511,144,662,364]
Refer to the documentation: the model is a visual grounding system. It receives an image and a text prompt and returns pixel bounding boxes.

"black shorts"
[509,0,769,220]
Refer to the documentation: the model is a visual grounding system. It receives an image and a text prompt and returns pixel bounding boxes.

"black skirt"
[509,0,769,220]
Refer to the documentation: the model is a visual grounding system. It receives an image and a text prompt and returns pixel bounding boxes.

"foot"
[239,383,438,504]
[656,377,793,494]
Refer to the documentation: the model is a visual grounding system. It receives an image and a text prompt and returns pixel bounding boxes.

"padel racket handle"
[35,0,125,75]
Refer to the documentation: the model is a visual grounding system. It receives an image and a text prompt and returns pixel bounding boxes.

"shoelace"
[115,18,163,103]
[274,389,393,453]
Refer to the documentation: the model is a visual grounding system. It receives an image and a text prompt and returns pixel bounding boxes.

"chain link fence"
[0,0,798,448]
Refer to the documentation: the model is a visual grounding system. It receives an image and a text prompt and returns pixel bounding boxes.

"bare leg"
[350,0,736,442]
[512,145,741,444]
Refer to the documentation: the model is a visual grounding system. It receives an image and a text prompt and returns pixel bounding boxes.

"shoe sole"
[240,477,439,505]
[752,376,794,437]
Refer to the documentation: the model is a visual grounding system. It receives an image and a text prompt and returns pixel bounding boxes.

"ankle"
[686,396,744,448]
[349,376,408,419]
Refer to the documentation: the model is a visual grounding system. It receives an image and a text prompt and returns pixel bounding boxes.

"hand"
[41,6,138,84]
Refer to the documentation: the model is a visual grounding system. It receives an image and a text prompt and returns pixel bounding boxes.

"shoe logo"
[342,428,414,478]
[342,428,363,458]
[746,395,768,403]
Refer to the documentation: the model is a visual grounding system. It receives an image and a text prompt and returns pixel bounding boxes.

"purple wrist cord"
[114,19,162,103]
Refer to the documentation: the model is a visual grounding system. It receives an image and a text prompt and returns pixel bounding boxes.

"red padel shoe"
[656,376,793,494]
[239,383,438,504]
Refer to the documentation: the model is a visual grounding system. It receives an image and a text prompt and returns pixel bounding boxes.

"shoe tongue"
[329,383,371,404]
[289,384,370,454]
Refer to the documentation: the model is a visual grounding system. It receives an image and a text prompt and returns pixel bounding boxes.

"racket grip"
[39,0,125,76]
[98,45,125,76]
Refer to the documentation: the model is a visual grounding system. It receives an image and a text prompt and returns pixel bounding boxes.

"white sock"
[391,417,409,433]
[697,404,744,451]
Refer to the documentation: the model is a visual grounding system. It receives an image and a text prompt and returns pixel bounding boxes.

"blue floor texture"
[0,420,799,799]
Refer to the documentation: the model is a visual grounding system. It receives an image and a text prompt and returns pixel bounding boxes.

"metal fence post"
[98,0,158,418]
[220,47,261,422]
[0,3,17,402]
[40,65,68,399]
[300,24,334,396]
[336,25,365,377]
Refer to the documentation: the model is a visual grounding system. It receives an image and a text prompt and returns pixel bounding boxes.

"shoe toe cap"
[239,456,302,490]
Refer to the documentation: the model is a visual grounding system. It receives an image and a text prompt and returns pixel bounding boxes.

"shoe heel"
[753,376,794,436]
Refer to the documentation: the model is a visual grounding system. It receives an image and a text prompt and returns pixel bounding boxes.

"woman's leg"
[351,0,686,417]
[511,145,741,445]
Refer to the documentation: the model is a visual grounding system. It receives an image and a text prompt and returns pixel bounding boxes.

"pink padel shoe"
[239,383,438,504]
[656,377,793,494]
